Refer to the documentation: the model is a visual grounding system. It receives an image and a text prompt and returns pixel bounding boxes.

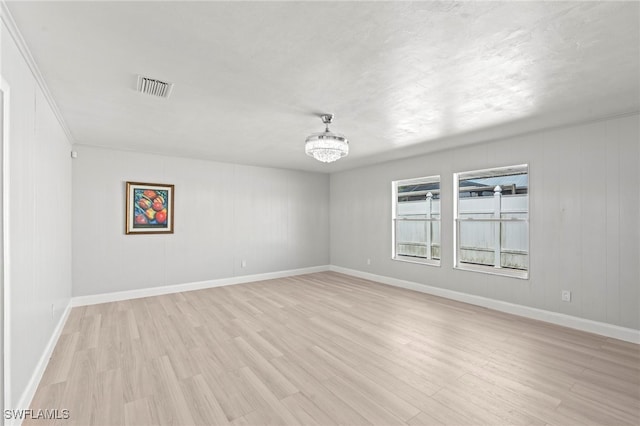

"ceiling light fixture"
[305,114,349,163]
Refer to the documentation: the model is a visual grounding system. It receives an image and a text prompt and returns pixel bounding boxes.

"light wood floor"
[28,272,639,425]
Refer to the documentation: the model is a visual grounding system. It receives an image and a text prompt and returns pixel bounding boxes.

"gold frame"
[125,181,175,234]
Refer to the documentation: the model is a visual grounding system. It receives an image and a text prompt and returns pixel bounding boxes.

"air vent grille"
[136,75,174,98]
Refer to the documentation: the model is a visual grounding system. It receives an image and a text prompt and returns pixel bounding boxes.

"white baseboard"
[329,265,640,344]
[72,265,330,307]
[9,300,73,426]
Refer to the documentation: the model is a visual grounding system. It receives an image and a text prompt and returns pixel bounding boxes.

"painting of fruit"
[126,182,174,234]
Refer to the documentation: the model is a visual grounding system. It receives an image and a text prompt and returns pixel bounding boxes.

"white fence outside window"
[396,191,528,270]
[395,194,441,260]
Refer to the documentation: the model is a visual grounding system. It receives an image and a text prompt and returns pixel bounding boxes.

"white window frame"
[453,165,529,279]
[392,175,441,267]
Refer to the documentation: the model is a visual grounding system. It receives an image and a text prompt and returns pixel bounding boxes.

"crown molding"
[1,1,75,144]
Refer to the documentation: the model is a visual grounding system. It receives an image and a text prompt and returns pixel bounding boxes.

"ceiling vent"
[136,75,174,98]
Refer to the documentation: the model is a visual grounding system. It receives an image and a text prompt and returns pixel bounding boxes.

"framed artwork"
[125,182,174,234]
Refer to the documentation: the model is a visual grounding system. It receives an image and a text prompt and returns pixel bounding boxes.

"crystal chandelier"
[305,114,349,163]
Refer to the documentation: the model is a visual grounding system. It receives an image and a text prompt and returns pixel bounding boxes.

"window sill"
[393,255,440,267]
[454,263,528,279]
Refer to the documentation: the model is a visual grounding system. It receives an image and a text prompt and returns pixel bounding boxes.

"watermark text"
[4,409,70,421]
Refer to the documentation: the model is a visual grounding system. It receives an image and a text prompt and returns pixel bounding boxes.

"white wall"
[1,20,73,409]
[72,145,329,297]
[331,114,639,330]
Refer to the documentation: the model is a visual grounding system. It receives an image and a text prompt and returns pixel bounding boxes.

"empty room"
[1,1,639,425]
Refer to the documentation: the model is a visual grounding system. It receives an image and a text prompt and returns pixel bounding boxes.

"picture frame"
[125,181,174,234]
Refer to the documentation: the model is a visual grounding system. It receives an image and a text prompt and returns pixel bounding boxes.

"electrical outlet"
[51,304,55,318]
[241,260,247,268]
[561,290,571,302]
[367,258,371,265]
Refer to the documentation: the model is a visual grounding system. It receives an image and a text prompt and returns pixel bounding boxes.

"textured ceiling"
[5,1,640,172]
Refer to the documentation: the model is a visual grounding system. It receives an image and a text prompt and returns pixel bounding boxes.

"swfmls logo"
[4,409,70,420]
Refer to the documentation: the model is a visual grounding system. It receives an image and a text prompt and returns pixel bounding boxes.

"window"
[392,175,440,266]
[454,165,529,278]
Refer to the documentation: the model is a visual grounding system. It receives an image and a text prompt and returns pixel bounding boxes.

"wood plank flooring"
[27,272,640,425]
